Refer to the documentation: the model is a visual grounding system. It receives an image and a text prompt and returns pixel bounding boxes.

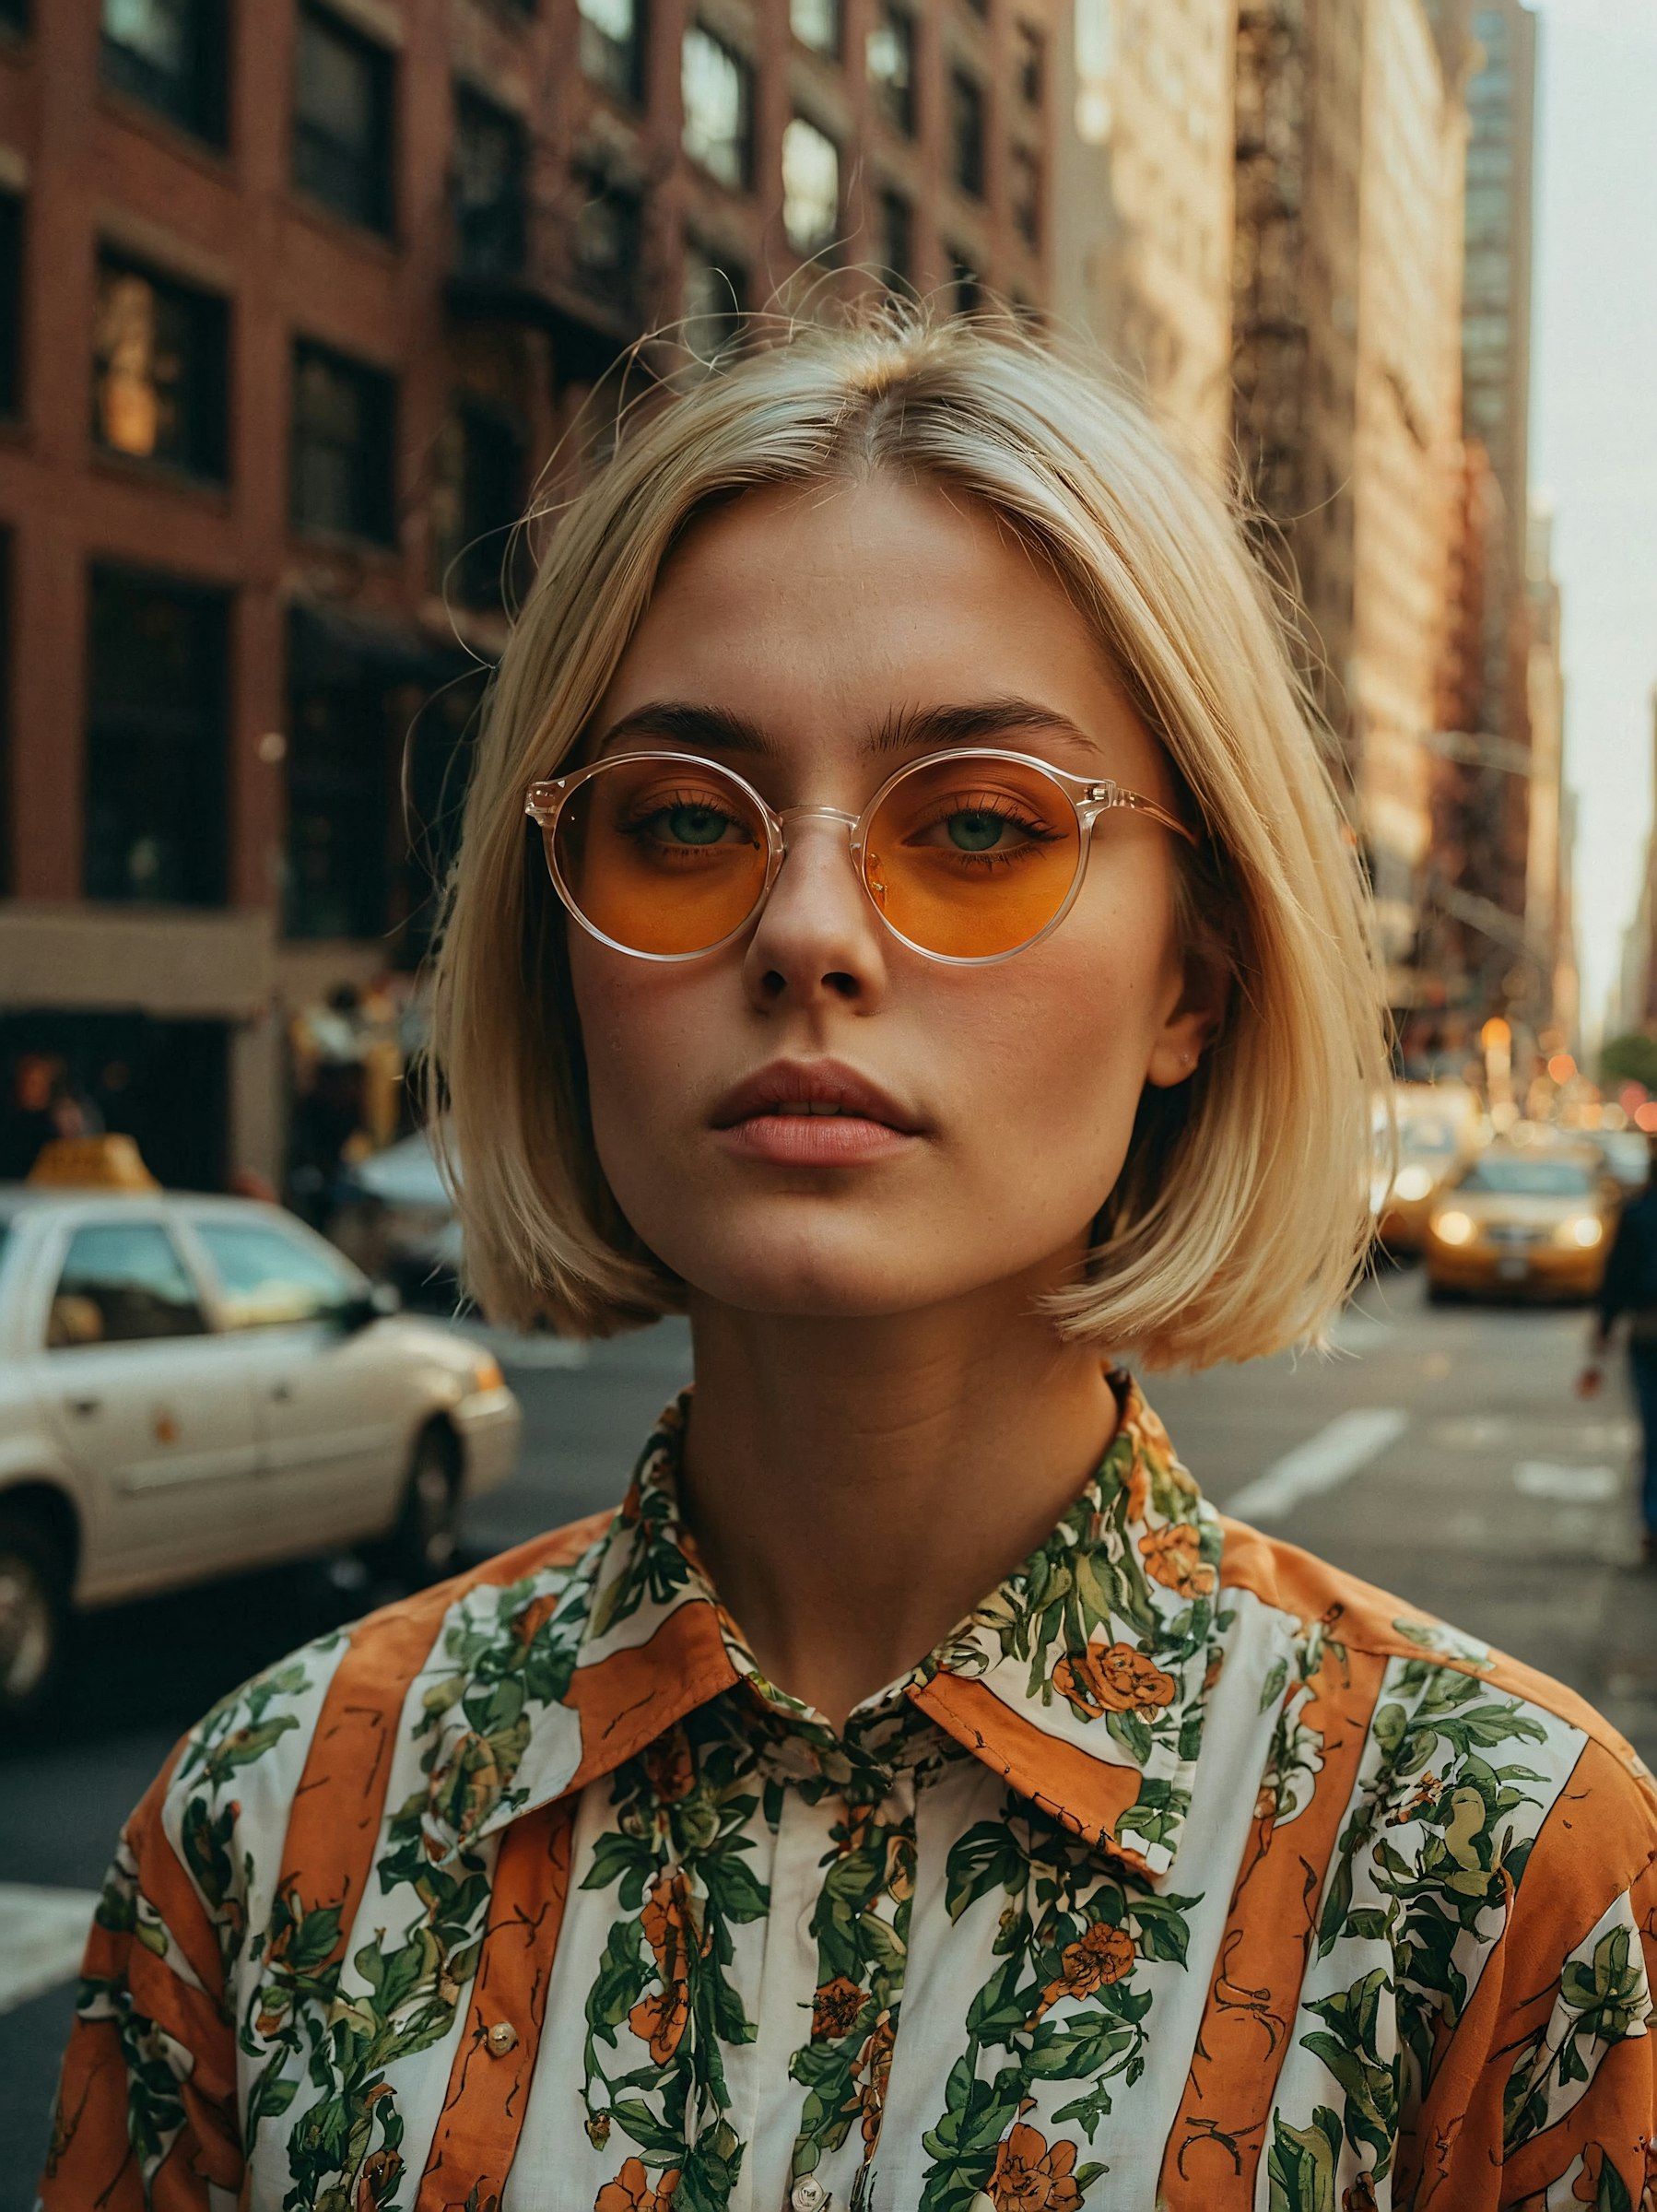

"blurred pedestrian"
[1579,1129,1657,1562]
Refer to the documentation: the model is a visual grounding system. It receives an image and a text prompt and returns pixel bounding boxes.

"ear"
[1144,938,1231,1091]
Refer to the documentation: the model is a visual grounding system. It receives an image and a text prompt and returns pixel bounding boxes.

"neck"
[678,1266,1121,1731]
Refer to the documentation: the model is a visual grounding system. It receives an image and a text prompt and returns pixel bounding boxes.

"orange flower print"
[852,2015,896,2147]
[1138,1523,1216,1596]
[595,2157,680,2212]
[811,1974,868,2041]
[355,2149,404,2210]
[986,2121,1083,2212]
[1052,1641,1178,1718]
[1030,1916,1135,2022]
[1343,2174,1379,2212]
[626,1869,704,2065]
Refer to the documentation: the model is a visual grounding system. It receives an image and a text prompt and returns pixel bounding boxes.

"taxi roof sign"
[27,1135,161,1192]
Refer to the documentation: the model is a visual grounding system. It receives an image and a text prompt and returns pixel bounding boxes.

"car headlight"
[1556,1216,1604,1250]
[1430,1209,1475,1246]
[1393,1164,1436,1202]
[472,1354,505,1394]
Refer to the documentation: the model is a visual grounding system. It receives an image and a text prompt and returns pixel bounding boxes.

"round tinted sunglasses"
[524,746,1197,967]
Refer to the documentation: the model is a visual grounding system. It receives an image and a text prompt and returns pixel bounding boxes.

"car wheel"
[378,1425,462,1588]
[0,1506,70,1730]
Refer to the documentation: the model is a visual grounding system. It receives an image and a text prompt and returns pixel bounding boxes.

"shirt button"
[791,2181,828,2212]
[485,2020,518,2056]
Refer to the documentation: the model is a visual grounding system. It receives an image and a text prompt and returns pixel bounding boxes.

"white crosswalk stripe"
[0,1882,100,2018]
[1225,1406,1410,1521]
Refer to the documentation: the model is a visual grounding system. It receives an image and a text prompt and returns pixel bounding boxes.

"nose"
[741,808,889,1012]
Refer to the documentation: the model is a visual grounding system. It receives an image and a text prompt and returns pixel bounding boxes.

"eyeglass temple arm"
[1087,782,1201,848]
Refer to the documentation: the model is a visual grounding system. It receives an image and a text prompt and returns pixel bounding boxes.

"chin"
[643,1214,968,1321]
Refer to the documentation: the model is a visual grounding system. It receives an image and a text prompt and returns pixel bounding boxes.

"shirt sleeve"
[1597,1206,1643,1334]
[35,1739,243,2211]
[1404,1736,1657,2210]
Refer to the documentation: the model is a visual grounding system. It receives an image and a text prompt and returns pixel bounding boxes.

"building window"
[572,168,643,312]
[452,86,526,278]
[0,192,20,419]
[682,25,753,190]
[85,565,229,906]
[948,249,981,314]
[579,0,645,103]
[291,339,397,545]
[867,6,916,135]
[1013,20,1043,106]
[433,399,524,611]
[876,185,911,289]
[100,0,228,145]
[682,238,746,364]
[790,0,840,57]
[293,3,394,236]
[93,253,228,480]
[949,67,985,197]
[1009,142,1040,250]
[781,115,840,259]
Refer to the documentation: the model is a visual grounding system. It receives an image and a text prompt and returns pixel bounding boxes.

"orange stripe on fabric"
[1404,1743,1657,2207]
[415,1798,575,2212]
[561,1598,738,1795]
[1157,1641,1391,2209]
[38,1734,228,2210]
[272,1514,613,1976]
[911,1673,1156,1876]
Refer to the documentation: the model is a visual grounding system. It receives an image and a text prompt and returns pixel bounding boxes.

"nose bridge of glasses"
[774,803,862,855]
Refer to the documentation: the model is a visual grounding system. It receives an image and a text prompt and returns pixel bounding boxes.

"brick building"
[0,0,1054,1188]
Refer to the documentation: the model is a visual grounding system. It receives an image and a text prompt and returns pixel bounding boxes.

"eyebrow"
[592,698,1108,766]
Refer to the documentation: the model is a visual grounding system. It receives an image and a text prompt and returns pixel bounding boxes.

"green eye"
[665,805,729,846]
[947,810,1007,853]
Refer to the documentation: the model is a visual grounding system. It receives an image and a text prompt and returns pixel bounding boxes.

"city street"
[4,1266,1655,2197]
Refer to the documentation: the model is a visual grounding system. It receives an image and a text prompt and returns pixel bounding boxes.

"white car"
[0,1184,522,1724]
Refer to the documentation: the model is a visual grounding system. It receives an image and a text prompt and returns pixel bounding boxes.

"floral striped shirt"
[39,1375,1657,2211]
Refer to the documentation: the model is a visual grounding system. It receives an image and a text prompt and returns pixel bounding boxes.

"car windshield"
[1599,1134,1651,1179]
[1458,1155,1594,1199]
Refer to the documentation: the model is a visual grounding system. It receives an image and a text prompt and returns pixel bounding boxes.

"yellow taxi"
[1424,1144,1616,1302]
[1377,1082,1481,1255]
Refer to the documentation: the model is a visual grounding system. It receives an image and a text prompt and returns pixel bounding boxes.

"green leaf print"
[1265,2106,1344,2212]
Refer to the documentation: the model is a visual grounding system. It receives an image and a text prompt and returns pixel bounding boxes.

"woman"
[42,319,1656,2211]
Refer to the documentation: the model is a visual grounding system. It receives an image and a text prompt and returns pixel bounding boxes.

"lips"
[710,1059,924,1167]
[710,1060,923,1133]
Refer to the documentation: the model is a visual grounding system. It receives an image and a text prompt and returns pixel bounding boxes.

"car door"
[184,1215,414,1548]
[31,1215,263,1594]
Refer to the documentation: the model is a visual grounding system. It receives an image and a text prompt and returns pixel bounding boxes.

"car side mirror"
[339,1280,401,1332]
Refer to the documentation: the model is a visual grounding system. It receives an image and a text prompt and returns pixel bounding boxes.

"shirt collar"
[417,1375,1223,1887]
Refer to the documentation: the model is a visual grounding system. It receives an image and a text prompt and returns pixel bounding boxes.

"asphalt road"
[5,1266,1653,2197]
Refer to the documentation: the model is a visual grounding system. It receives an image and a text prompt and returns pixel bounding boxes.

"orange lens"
[862,755,1081,959]
[550,757,770,956]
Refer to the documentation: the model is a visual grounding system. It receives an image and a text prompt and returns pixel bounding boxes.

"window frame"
[187,1214,363,1332]
[84,562,231,908]
[452,81,528,280]
[680,22,755,193]
[91,246,230,485]
[100,0,229,148]
[46,1216,211,1350]
[577,0,647,107]
[0,190,20,422]
[291,0,397,240]
[781,112,841,261]
[867,4,917,136]
[789,0,841,60]
[948,65,986,200]
[289,335,399,549]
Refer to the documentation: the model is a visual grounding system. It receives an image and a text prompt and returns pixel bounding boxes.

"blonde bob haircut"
[429,311,1389,1370]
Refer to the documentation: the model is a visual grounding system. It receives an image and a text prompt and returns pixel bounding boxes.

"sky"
[1528,0,1657,1036]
